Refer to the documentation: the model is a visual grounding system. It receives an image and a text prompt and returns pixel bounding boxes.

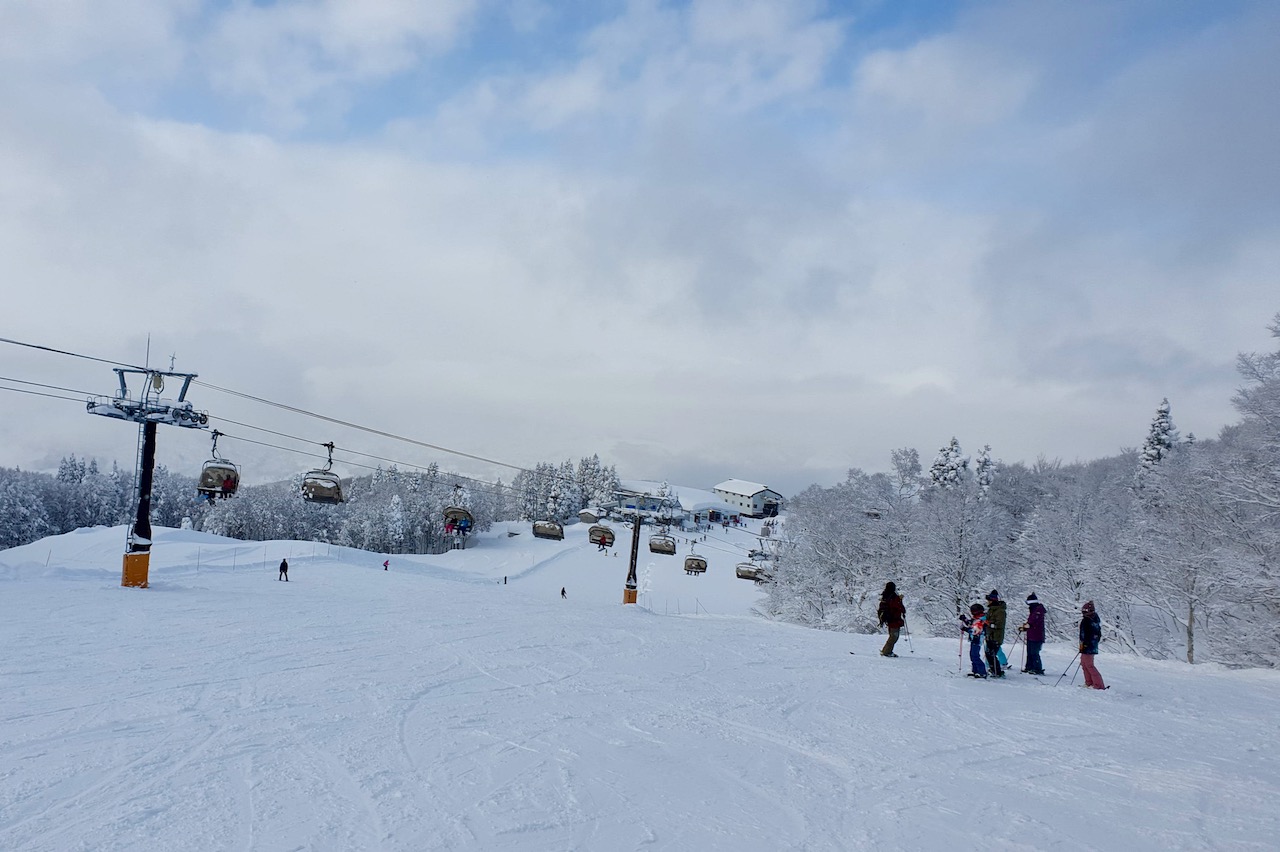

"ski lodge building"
[713,480,784,518]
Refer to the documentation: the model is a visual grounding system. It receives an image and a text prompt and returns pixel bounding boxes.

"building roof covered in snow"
[714,479,780,498]
[618,480,742,517]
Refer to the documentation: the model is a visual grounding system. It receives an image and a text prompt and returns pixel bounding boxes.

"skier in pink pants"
[1078,600,1106,689]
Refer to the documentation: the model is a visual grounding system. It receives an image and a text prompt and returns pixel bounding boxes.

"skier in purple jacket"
[1019,593,1046,675]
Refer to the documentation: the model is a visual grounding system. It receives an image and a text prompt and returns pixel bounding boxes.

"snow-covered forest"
[4,317,1279,669]
[0,455,619,557]
[768,314,1280,668]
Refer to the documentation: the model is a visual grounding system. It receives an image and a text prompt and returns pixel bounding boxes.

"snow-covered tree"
[975,444,997,500]
[929,438,969,489]
[1136,398,1178,482]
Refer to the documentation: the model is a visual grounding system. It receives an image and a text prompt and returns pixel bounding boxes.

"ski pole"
[1006,632,1022,670]
[904,622,915,654]
[1054,652,1081,687]
[958,630,965,673]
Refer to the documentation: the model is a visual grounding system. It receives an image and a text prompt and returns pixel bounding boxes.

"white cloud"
[197,0,477,127]
[854,34,1036,129]
[0,0,1274,494]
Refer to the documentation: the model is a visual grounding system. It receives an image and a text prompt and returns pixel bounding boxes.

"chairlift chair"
[198,461,240,498]
[301,441,344,504]
[444,506,475,535]
[532,520,565,540]
[736,562,765,581]
[197,430,239,499]
[589,525,616,548]
[649,533,677,556]
[684,554,707,575]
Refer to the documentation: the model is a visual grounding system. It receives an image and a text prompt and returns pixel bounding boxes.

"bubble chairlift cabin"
[532,519,565,540]
[445,481,476,534]
[684,552,707,575]
[197,429,240,499]
[300,442,344,505]
[588,524,615,548]
[649,529,677,556]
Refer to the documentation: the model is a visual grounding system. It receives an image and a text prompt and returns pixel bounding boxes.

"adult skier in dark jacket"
[984,590,1007,678]
[1020,593,1047,674]
[1078,600,1106,689]
[877,582,906,657]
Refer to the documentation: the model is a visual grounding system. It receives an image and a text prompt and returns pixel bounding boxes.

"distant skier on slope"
[960,603,988,678]
[278,558,288,582]
[1079,601,1106,689]
[1019,593,1047,675]
[877,582,906,658]
[984,590,1007,678]
[561,587,567,599]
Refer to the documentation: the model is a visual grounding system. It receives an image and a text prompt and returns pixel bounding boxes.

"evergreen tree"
[929,438,969,489]
[975,444,997,501]
[1136,398,1178,481]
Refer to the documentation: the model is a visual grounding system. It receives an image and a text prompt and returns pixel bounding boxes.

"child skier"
[960,603,988,678]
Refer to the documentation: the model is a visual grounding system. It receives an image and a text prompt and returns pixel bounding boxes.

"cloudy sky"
[1,0,1277,497]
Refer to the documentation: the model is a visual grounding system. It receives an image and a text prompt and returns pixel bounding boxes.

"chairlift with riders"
[197,429,240,499]
[589,524,616,548]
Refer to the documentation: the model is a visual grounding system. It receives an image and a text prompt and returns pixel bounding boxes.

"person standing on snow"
[383,559,389,571]
[984,590,1007,678]
[560,587,567,599]
[1019,593,1047,674]
[877,582,906,658]
[1079,601,1106,689]
[278,558,288,582]
[960,603,988,678]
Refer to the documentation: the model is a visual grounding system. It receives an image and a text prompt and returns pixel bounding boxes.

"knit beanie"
[1026,593,1038,603]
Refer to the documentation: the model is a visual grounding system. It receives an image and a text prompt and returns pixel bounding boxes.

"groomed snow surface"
[2,521,1278,851]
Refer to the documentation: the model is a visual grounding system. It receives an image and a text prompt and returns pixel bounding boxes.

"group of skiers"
[877,583,1107,688]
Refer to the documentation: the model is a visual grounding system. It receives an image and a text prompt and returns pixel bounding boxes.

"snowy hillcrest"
[2,522,1278,851]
